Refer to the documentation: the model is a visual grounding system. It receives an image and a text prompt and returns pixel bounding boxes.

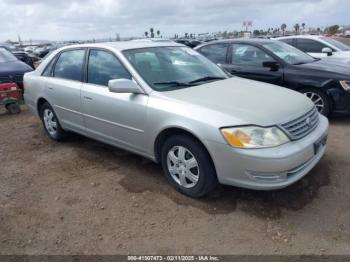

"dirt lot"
[0,106,350,255]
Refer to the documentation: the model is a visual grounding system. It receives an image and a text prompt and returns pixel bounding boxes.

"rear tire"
[40,102,67,141]
[161,135,218,198]
[300,88,330,116]
[6,103,21,114]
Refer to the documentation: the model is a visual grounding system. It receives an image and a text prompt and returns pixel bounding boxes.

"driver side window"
[231,44,275,66]
[87,49,131,87]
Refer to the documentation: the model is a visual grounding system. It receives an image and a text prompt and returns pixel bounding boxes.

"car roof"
[195,38,275,48]
[276,35,322,40]
[56,41,184,52]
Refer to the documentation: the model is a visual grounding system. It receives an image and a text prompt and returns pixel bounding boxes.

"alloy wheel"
[304,92,324,113]
[166,146,200,188]
[43,108,58,137]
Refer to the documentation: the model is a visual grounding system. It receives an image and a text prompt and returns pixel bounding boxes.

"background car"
[0,46,33,89]
[276,35,350,58]
[0,46,35,69]
[174,39,202,48]
[195,39,350,116]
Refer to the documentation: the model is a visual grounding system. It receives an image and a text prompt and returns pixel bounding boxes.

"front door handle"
[83,96,93,100]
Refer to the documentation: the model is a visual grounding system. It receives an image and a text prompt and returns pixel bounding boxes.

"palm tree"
[156,30,160,37]
[294,23,300,34]
[302,23,306,30]
[281,23,287,36]
[144,31,149,38]
[185,33,188,38]
[150,28,154,38]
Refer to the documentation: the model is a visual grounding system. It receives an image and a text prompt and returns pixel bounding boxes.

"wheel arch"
[36,97,49,116]
[153,127,216,172]
[296,84,335,112]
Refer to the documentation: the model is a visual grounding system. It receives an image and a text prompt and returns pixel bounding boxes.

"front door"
[81,49,149,153]
[223,43,284,86]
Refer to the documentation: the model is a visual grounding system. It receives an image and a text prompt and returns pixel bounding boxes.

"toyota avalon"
[23,42,328,197]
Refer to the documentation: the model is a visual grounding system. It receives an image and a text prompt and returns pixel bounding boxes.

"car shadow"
[64,133,331,220]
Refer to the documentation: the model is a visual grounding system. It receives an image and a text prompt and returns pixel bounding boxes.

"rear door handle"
[48,86,54,90]
[83,96,93,100]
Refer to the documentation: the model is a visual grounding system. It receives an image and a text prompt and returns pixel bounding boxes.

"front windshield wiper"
[188,76,226,84]
[292,62,307,65]
[153,81,196,87]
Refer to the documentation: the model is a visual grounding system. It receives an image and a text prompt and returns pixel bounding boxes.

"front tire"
[300,88,330,116]
[40,102,67,141]
[161,135,218,198]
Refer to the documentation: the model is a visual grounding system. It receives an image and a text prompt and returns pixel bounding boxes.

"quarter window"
[296,39,329,53]
[42,56,56,77]
[198,44,228,64]
[231,44,275,66]
[279,38,296,47]
[53,49,85,81]
[87,49,131,86]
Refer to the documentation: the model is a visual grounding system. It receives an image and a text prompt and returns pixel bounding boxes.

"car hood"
[158,77,314,127]
[0,60,33,77]
[296,58,350,77]
[324,51,350,65]
[332,50,350,58]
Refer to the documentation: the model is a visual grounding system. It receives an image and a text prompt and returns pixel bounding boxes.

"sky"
[0,0,349,41]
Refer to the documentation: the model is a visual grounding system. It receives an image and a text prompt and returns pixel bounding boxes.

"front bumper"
[206,115,329,190]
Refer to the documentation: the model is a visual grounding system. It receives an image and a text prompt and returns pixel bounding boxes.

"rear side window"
[42,56,56,76]
[279,38,296,47]
[87,49,131,86]
[53,49,85,81]
[296,39,329,53]
[197,43,228,64]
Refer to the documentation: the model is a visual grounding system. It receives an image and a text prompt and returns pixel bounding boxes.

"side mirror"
[108,79,144,94]
[262,61,279,71]
[322,47,333,56]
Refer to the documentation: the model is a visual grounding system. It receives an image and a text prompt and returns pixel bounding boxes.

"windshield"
[263,41,316,65]
[0,47,18,63]
[320,37,350,51]
[123,47,228,91]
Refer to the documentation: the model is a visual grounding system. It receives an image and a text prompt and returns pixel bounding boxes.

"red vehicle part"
[0,82,21,114]
[0,82,21,101]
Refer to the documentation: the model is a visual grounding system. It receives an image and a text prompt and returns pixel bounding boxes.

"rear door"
[196,43,229,66]
[45,48,86,132]
[224,43,284,85]
[81,48,148,152]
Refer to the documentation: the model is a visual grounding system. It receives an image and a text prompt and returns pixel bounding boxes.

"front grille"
[280,107,319,140]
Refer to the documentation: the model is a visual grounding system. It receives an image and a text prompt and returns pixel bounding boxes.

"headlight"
[221,126,289,149]
[340,81,350,91]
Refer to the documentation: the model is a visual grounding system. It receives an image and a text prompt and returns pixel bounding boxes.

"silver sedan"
[23,42,328,197]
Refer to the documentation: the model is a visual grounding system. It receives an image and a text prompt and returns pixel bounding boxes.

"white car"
[276,35,350,59]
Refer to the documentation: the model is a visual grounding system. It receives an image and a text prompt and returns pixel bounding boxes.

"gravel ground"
[0,106,349,255]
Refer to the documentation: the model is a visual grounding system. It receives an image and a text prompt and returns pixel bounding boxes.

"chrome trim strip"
[54,105,144,133]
